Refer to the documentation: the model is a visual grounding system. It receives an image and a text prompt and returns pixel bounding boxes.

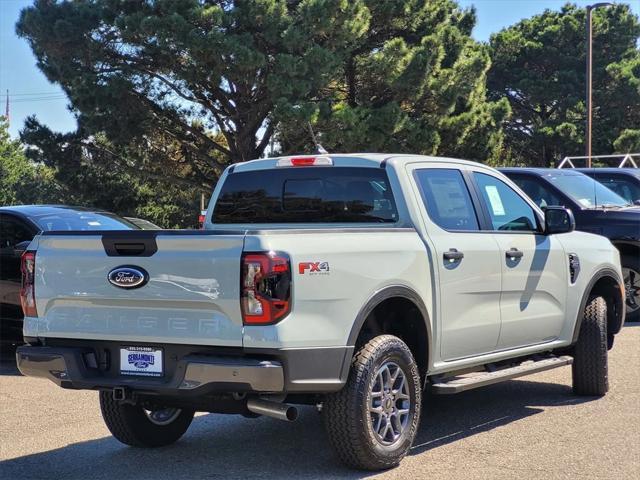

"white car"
[16,154,625,470]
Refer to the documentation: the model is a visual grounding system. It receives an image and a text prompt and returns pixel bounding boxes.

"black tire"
[572,296,609,396]
[622,254,640,323]
[323,335,421,470]
[99,391,195,447]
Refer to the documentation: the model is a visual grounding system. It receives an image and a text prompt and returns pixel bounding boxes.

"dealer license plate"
[120,346,163,377]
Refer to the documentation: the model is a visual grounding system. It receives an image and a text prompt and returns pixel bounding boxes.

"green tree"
[278,0,510,163]
[18,0,508,173]
[0,118,62,205]
[488,3,640,167]
[20,118,206,228]
[17,0,369,167]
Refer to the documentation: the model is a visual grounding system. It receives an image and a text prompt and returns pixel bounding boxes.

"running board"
[431,355,573,394]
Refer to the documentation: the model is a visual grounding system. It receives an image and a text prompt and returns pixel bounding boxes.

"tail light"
[20,251,38,317]
[276,156,333,167]
[241,252,291,325]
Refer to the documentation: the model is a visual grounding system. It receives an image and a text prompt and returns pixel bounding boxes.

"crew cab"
[17,155,625,470]
[500,168,640,322]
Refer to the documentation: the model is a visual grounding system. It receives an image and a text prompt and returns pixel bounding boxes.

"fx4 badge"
[298,261,330,275]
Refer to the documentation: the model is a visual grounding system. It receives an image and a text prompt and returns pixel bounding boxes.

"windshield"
[32,211,139,231]
[546,174,630,208]
[593,175,640,203]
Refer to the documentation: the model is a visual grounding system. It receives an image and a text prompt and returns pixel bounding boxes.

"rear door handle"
[506,248,524,260]
[443,249,464,261]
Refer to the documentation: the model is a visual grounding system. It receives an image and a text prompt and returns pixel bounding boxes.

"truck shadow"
[0,379,597,480]
[519,234,550,311]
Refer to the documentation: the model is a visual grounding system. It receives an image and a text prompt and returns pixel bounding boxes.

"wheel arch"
[611,241,639,259]
[572,268,625,344]
[347,285,432,379]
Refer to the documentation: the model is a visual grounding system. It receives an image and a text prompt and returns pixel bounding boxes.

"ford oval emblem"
[108,266,149,289]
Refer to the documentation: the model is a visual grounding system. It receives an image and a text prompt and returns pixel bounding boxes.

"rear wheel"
[622,254,640,322]
[99,391,195,447]
[323,335,421,470]
[572,296,609,396]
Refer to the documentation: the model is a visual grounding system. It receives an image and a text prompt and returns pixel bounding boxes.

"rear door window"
[413,169,480,231]
[212,167,398,224]
[0,215,34,250]
[0,216,34,283]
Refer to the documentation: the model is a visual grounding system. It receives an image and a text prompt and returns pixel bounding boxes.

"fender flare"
[347,285,432,368]
[572,268,625,343]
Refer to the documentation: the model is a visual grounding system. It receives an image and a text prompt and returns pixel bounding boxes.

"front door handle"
[443,248,464,261]
[506,248,524,260]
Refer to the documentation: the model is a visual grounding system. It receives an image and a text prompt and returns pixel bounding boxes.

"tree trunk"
[346,55,357,108]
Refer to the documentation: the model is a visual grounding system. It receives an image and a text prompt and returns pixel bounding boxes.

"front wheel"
[323,335,422,470]
[99,392,195,447]
[572,296,609,396]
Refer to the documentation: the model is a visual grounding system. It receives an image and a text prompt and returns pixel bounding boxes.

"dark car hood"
[577,207,640,241]
[620,205,640,212]
[580,206,640,220]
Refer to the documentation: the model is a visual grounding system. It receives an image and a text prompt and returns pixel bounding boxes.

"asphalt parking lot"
[1,325,638,480]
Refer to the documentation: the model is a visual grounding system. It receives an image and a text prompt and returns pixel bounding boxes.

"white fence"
[557,153,639,168]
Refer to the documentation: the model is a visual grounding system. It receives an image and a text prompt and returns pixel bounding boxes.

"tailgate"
[32,231,245,346]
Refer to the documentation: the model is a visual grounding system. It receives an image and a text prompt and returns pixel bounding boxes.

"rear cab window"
[212,167,398,224]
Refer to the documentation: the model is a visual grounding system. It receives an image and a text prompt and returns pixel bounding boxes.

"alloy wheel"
[368,361,411,446]
[623,267,640,313]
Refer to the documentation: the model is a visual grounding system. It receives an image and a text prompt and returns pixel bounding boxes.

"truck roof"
[0,205,111,217]
[575,168,640,178]
[233,153,487,173]
[498,167,588,178]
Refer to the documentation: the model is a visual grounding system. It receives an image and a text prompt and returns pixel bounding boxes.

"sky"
[1,0,639,138]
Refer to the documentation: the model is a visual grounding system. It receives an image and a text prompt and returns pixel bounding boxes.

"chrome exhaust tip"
[246,398,298,422]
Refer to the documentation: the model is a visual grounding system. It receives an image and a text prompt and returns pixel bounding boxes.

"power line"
[3,93,68,103]
[1,91,65,97]
[0,91,68,104]
[10,97,68,103]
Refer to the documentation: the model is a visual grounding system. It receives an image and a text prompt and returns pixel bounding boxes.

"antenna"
[4,90,8,126]
[307,122,328,154]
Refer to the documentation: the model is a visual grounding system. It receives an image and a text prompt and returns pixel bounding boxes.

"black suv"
[0,205,140,348]
[500,168,640,322]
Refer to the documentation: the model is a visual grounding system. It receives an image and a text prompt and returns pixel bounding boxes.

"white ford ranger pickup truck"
[16,154,625,470]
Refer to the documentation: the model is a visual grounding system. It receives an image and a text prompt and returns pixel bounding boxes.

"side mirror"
[544,206,575,235]
[13,240,32,257]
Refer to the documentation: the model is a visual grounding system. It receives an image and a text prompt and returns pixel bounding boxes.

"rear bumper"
[16,346,284,394]
[16,341,352,395]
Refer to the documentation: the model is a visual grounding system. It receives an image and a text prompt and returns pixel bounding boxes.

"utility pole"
[4,89,8,126]
[585,3,612,167]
